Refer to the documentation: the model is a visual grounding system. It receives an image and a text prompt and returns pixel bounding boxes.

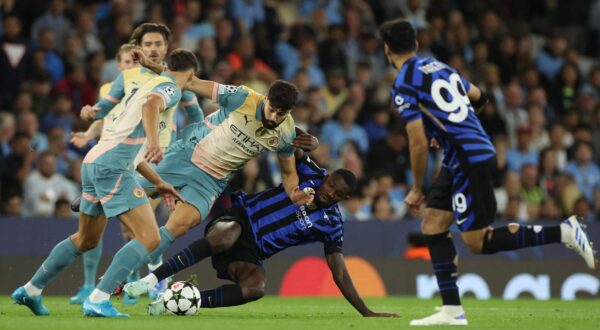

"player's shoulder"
[278,114,296,138]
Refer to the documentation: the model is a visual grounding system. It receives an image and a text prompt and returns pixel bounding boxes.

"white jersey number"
[431,73,471,123]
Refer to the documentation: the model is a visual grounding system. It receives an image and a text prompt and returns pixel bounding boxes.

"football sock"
[82,240,102,287]
[148,227,175,264]
[96,239,149,296]
[148,255,163,271]
[30,237,82,292]
[482,225,561,254]
[200,285,245,308]
[88,288,110,303]
[154,239,212,282]
[24,282,42,297]
[424,231,461,306]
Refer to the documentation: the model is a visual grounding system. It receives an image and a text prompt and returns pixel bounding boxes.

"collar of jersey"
[402,56,419,69]
[160,71,176,83]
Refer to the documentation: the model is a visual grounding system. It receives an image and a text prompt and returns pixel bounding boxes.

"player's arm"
[70,119,103,149]
[81,74,125,121]
[186,76,217,100]
[136,161,183,210]
[142,94,166,164]
[180,90,204,123]
[405,119,428,216]
[279,155,314,205]
[292,127,319,157]
[325,252,399,318]
[131,48,164,74]
[465,82,488,113]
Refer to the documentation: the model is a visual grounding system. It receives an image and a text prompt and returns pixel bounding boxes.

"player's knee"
[465,240,484,254]
[166,219,194,238]
[72,235,99,252]
[421,217,444,235]
[137,231,160,251]
[241,286,265,302]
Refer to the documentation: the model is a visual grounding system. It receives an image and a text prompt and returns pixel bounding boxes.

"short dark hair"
[168,48,199,73]
[267,80,299,111]
[129,23,171,46]
[379,19,417,54]
[332,168,357,194]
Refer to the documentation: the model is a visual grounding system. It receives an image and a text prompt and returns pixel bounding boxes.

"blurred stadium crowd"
[0,0,599,222]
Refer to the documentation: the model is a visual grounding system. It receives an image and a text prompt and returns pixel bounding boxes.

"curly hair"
[267,80,299,111]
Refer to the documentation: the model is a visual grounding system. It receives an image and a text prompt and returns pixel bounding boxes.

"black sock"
[482,225,561,254]
[154,239,212,281]
[424,232,461,306]
[200,284,246,308]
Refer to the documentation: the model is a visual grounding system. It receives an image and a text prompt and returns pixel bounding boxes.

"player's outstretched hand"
[131,48,149,66]
[290,186,315,205]
[145,144,163,164]
[292,133,319,152]
[70,132,91,149]
[80,105,100,121]
[405,187,425,217]
[155,181,184,211]
[430,138,440,149]
[364,311,400,318]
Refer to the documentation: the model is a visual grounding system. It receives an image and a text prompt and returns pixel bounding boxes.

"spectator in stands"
[17,111,48,152]
[30,72,54,118]
[22,151,75,217]
[1,194,22,217]
[41,93,74,137]
[0,15,32,109]
[53,61,96,114]
[1,132,34,199]
[552,62,583,114]
[35,29,64,83]
[371,193,396,222]
[520,163,544,220]
[30,0,72,53]
[536,32,568,81]
[320,68,348,118]
[53,198,73,218]
[0,112,16,158]
[321,102,369,157]
[507,125,539,172]
[499,82,528,147]
[565,142,600,212]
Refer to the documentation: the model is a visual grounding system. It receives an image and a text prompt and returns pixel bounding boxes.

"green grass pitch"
[1,296,599,329]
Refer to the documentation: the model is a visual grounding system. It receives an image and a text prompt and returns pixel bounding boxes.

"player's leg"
[200,261,266,308]
[13,212,107,315]
[410,168,467,326]
[70,238,103,305]
[116,221,141,304]
[125,212,243,298]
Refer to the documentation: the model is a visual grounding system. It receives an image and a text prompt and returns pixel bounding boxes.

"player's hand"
[290,186,315,205]
[70,132,91,149]
[292,133,319,152]
[131,48,149,66]
[80,105,100,121]
[144,143,163,164]
[430,138,440,149]
[364,311,400,318]
[154,181,184,211]
[405,188,425,217]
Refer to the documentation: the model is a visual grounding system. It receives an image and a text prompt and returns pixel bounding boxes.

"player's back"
[393,56,495,167]
[83,73,178,169]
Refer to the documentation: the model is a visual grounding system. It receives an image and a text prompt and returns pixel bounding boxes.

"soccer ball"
[162,281,201,316]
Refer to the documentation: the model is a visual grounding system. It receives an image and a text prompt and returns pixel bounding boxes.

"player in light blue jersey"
[380,19,595,326]
[11,49,199,318]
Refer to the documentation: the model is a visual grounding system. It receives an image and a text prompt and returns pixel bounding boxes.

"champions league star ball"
[162,281,201,316]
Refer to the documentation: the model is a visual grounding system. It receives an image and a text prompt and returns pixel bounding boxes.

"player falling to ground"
[70,23,204,304]
[117,53,315,275]
[124,148,398,318]
[379,19,596,326]
[11,49,199,318]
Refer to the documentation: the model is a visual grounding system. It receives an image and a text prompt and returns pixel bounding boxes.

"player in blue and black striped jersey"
[380,19,595,326]
[124,146,397,318]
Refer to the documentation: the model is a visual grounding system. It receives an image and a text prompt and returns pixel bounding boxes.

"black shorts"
[204,207,263,281]
[426,157,498,232]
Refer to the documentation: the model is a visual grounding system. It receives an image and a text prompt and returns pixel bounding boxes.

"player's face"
[140,32,168,64]
[117,51,136,71]
[262,100,290,129]
[315,174,350,207]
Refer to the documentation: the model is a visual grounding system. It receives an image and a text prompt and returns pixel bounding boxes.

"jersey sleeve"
[94,73,126,119]
[321,207,344,255]
[213,83,250,115]
[391,83,422,123]
[149,82,181,110]
[180,90,204,123]
[276,127,296,158]
[459,74,471,93]
[296,154,326,181]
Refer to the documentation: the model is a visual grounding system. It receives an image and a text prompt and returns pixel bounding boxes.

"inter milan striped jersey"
[391,56,495,167]
[234,155,344,260]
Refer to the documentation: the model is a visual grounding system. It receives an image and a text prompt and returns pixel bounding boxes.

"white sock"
[88,289,110,303]
[143,273,159,288]
[147,261,162,272]
[560,222,570,243]
[442,305,464,315]
[24,282,42,297]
